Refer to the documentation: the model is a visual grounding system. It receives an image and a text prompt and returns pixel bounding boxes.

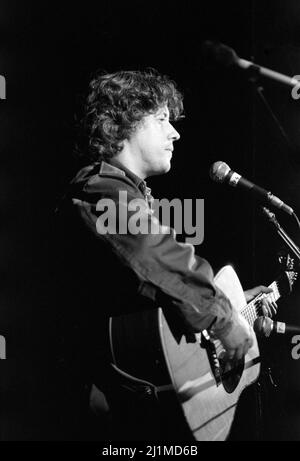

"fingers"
[260,298,278,318]
[259,285,273,295]
[216,314,255,362]
[225,346,246,362]
[225,335,254,361]
[225,347,243,361]
[245,285,274,302]
[255,286,278,318]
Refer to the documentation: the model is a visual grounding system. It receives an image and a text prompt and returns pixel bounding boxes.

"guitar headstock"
[286,270,298,291]
[278,252,296,271]
[277,253,298,294]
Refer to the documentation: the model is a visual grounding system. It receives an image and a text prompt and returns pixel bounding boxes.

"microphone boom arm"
[262,207,300,261]
[237,59,300,88]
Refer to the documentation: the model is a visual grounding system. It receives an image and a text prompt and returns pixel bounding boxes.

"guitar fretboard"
[241,281,280,327]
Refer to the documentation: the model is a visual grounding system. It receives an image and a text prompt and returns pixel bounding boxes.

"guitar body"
[159,265,260,441]
[109,265,261,441]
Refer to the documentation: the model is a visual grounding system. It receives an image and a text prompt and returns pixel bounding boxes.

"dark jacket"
[57,158,234,339]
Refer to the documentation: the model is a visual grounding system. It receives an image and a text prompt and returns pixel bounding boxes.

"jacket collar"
[101,158,149,195]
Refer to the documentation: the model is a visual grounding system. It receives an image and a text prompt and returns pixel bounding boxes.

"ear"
[118,139,127,151]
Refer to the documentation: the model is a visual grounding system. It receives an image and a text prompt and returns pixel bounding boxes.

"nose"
[168,122,180,141]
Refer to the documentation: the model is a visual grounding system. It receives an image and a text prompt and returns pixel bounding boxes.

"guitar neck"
[241,280,280,328]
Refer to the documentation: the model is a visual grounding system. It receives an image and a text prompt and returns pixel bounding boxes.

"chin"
[156,164,171,176]
[148,162,171,177]
[161,161,171,173]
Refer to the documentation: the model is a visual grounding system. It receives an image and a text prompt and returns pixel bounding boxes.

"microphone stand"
[261,207,300,262]
[259,206,299,440]
[245,65,298,164]
[244,63,297,441]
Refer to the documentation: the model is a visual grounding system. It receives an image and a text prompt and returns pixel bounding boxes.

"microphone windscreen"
[254,316,273,338]
[201,41,239,67]
[209,161,230,182]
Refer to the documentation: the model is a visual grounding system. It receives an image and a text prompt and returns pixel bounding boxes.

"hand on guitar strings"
[212,311,255,362]
[244,285,278,318]
[214,287,277,361]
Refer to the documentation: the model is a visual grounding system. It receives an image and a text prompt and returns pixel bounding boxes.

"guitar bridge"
[201,331,222,386]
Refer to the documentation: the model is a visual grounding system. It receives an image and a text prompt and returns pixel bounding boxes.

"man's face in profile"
[127,105,180,178]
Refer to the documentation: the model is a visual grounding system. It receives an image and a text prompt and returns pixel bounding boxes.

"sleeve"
[72,174,235,337]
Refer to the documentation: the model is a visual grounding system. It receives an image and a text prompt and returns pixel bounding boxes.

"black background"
[1,0,300,441]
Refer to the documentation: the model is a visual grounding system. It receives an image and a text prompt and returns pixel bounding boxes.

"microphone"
[254,316,300,338]
[202,41,300,88]
[210,161,294,215]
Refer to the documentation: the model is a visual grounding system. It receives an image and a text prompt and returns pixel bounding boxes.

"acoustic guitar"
[109,264,297,441]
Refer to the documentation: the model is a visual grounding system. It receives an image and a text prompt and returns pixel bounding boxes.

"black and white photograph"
[1,0,300,446]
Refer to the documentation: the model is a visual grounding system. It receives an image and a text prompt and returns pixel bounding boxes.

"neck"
[114,149,147,180]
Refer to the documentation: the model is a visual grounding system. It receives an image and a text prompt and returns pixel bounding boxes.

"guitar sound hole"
[218,353,245,393]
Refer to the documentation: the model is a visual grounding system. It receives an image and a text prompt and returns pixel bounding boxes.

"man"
[56,69,276,439]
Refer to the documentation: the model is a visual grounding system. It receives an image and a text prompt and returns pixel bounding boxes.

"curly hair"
[79,69,184,162]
